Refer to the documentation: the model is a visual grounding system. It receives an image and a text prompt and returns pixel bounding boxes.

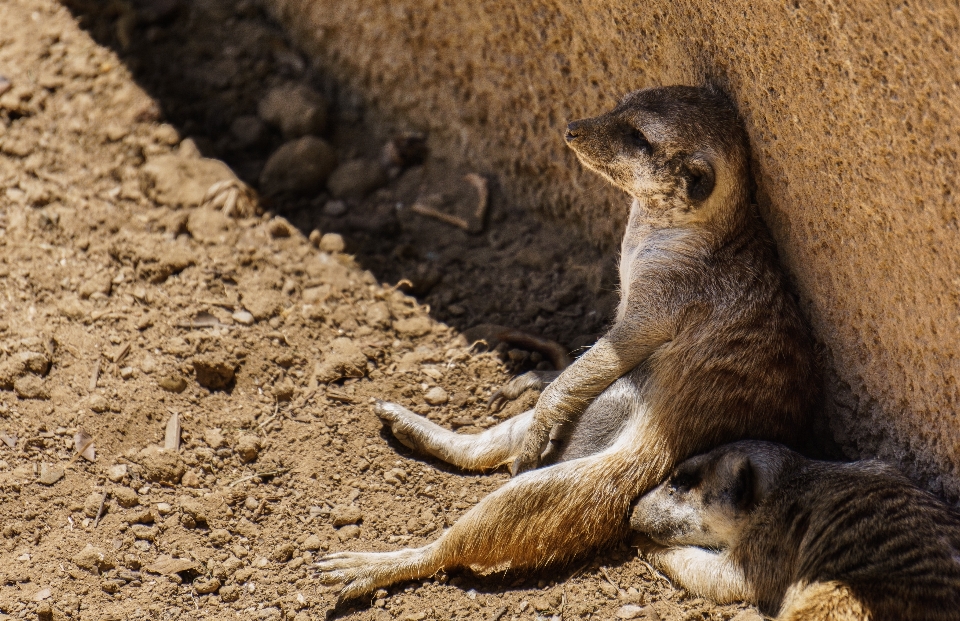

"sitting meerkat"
[630,441,960,620]
[316,85,819,600]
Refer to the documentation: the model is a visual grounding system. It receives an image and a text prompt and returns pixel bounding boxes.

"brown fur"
[631,441,960,621]
[315,86,819,600]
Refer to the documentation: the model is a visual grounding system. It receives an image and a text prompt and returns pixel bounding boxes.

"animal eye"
[669,469,700,492]
[627,127,651,151]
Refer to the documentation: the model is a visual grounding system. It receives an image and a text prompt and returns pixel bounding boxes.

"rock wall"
[263,0,960,499]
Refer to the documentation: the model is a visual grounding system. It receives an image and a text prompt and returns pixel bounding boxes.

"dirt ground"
[0,1,763,620]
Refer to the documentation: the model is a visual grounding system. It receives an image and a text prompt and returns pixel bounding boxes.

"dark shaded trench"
[60,0,620,373]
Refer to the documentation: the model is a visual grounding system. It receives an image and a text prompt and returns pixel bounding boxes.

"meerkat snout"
[565,86,749,229]
[630,444,769,549]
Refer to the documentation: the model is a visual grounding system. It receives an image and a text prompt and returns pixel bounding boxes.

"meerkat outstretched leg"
[487,370,561,412]
[375,400,533,471]
[318,425,674,601]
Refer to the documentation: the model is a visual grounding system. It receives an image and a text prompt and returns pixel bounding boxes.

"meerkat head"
[629,441,793,550]
[565,86,750,231]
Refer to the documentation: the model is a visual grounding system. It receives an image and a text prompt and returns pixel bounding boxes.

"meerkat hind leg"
[375,400,533,471]
[318,449,650,601]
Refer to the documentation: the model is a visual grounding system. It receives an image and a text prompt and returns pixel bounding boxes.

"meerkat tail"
[778,581,869,621]
[462,323,573,370]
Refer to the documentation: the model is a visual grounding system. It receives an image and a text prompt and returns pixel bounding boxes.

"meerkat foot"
[374,400,534,471]
[315,546,438,602]
[374,400,425,451]
[488,370,561,412]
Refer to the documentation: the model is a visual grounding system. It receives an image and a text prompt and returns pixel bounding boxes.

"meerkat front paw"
[510,426,551,476]
[630,533,670,562]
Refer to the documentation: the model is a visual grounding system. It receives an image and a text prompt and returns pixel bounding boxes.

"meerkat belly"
[541,367,651,464]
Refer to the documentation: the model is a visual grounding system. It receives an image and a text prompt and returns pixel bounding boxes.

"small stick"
[227,468,289,487]
[88,359,101,392]
[112,342,131,365]
[411,203,470,230]
[93,491,109,528]
[600,566,620,591]
[464,173,489,222]
[164,412,181,452]
[488,606,507,621]
[68,437,95,464]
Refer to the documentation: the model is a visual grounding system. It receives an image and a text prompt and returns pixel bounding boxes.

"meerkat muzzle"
[565,119,586,143]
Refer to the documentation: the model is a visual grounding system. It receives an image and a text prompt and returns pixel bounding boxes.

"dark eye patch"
[626,126,651,152]
[669,466,701,492]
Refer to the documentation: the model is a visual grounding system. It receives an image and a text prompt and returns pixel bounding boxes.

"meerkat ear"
[728,454,755,510]
[685,154,716,202]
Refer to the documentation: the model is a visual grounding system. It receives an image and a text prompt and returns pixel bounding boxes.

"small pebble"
[139,354,157,374]
[83,492,106,518]
[106,464,128,482]
[203,428,227,449]
[236,435,261,462]
[268,218,292,238]
[113,487,139,508]
[259,136,337,196]
[88,394,109,413]
[330,505,363,527]
[157,374,187,393]
[424,386,449,406]
[271,542,295,562]
[615,605,647,619]
[336,524,361,541]
[308,229,322,247]
[208,528,232,547]
[156,502,173,516]
[302,534,323,551]
[232,309,255,325]
[120,366,135,380]
[219,584,241,602]
[194,577,221,595]
[73,544,115,572]
[322,200,347,217]
[318,233,345,253]
[383,468,407,485]
[38,463,64,486]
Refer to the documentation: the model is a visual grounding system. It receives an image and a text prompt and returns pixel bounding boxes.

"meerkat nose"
[565,120,584,143]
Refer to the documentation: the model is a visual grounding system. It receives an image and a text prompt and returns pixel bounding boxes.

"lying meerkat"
[317,85,819,599]
[630,441,960,620]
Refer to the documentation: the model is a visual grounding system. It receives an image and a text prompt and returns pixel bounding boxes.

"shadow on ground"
[60,0,619,373]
